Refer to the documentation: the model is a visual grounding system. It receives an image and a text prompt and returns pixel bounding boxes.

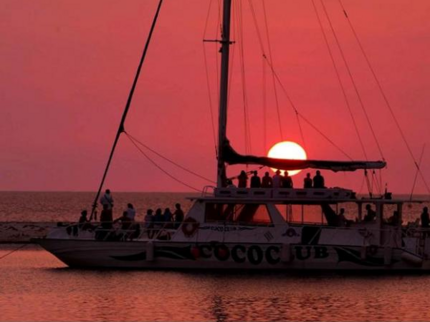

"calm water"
[1,245,430,322]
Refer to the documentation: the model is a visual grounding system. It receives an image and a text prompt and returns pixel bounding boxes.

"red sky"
[1,0,430,194]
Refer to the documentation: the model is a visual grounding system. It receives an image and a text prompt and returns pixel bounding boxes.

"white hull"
[37,238,427,271]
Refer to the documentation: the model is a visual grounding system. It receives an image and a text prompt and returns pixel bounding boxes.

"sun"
[267,141,307,176]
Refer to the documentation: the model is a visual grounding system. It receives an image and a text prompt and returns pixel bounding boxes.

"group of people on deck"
[228,170,325,189]
[76,189,185,240]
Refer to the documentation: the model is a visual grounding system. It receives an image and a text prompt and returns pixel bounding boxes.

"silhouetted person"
[273,170,282,188]
[100,204,113,229]
[126,203,136,221]
[387,210,400,226]
[163,208,173,222]
[174,203,184,229]
[421,207,429,228]
[363,204,376,222]
[304,173,312,188]
[100,189,114,210]
[226,179,236,188]
[114,211,132,230]
[78,210,94,231]
[261,172,273,188]
[250,171,261,188]
[238,170,248,188]
[337,208,346,226]
[313,170,325,188]
[282,171,293,188]
[97,204,113,240]
[144,209,154,238]
[154,208,163,224]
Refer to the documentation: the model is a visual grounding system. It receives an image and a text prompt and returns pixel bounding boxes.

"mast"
[90,0,164,219]
[217,0,233,188]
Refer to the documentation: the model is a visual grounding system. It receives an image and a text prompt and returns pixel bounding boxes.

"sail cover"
[222,141,386,172]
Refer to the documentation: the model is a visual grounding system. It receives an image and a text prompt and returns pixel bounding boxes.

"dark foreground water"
[1,245,430,322]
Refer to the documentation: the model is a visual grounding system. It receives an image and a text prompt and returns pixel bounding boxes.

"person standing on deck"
[282,172,293,188]
[304,173,312,188]
[261,172,273,188]
[313,171,325,188]
[174,203,184,229]
[250,171,261,188]
[100,204,113,229]
[273,170,282,188]
[238,170,248,188]
[126,203,136,221]
[421,207,429,228]
[100,189,114,210]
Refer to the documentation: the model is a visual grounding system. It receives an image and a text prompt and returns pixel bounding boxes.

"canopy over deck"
[223,141,386,172]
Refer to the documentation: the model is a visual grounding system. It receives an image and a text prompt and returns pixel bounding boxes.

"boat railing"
[60,220,183,241]
[214,187,355,200]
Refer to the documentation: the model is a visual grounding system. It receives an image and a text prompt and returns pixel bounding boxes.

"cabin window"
[205,203,272,225]
[275,204,326,224]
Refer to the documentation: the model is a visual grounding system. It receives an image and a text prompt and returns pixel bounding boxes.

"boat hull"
[36,238,428,270]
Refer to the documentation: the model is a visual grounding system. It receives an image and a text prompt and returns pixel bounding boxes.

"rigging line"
[260,0,283,140]
[338,0,430,195]
[358,172,366,195]
[263,55,353,160]
[410,144,426,201]
[126,134,201,192]
[319,0,385,160]
[203,0,214,38]
[203,44,218,155]
[311,0,368,160]
[90,0,164,218]
[126,132,216,184]
[248,0,283,139]
[262,56,267,151]
[0,244,27,261]
[295,111,307,151]
[236,0,252,154]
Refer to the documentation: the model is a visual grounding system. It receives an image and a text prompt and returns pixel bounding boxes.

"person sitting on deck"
[173,203,184,229]
[303,173,312,188]
[337,208,347,226]
[238,170,248,188]
[78,210,95,231]
[114,211,139,240]
[282,171,293,188]
[226,179,236,188]
[154,208,163,226]
[261,172,273,188]
[163,208,174,229]
[387,210,401,226]
[273,170,282,188]
[336,208,353,227]
[313,170,325,188]
[250,171,261,188]
[114,211,132,230]
[363,204,376,222]
[421,207,429,228]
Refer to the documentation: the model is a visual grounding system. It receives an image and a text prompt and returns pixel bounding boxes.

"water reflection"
[2,247,430,321]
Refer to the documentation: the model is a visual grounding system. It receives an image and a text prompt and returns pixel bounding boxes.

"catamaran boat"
[36,0,429,270]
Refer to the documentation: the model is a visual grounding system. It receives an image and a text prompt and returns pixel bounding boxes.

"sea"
[1,192,430,322]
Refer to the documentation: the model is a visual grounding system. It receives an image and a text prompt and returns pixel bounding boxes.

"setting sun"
[267,141,307,176]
